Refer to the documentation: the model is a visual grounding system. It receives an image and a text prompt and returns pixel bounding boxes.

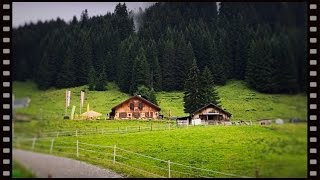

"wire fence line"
[16,121,248,140]
[14,138,252,178]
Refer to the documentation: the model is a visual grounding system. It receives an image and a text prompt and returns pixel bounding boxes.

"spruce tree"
[88,64,97,91]
[199,66,221,106]
[130,47,150,94]
[183,59,202,114]
[162,40,176,91]
[56,47,75,88]
[134,85,158,105]
[95,64,107,91]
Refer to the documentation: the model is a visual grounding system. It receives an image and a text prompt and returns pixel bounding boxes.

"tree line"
[13,2,307,99]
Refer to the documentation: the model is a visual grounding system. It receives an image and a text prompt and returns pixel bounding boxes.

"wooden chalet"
[177,103,232,125]
[109,95,161,120]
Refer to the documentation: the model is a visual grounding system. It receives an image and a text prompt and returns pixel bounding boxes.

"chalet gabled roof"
[111,95,161,111]
[191,103,232,117]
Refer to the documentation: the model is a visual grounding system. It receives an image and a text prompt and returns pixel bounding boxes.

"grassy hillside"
[13,80,307,121]
[13,81,307,178]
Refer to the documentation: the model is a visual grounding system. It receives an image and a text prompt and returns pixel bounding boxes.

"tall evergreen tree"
[134,85,158,105]
[95,64,108,91]
[88,64,97,91]
[130,47,150,94]
[161,40,176,91]
[183,59,202,114]
[56,47,76,88]
[199,66,221,106]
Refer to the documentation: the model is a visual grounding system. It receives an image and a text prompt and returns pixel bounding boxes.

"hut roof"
[111,95,161,111]
[191,103,232,117]
[81,110,102,117]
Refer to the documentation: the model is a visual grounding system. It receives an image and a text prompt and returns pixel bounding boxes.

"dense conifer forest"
[13,2,307,95]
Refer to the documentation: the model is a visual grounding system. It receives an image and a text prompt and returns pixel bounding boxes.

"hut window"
[138,102,143,110]
[129,103,134,110]
[133,112,140,118]
[145,112,149,118]
[119,112,127,118]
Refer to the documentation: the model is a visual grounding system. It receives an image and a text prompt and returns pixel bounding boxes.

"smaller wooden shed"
[176,103,232,125]
[192,103,232,124]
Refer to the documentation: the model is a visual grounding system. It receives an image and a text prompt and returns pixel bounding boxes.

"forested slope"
[13,2,307,94]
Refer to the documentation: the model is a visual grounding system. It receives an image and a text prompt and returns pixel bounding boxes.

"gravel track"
[13,149,124,178]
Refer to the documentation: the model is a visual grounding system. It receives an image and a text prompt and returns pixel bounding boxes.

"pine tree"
[130,47,150,94]
[88,64,97,91]
[161,40,176,91]
[95,64,107,91]
[36,52,55,90]
[199,66,221,106]
[183,59,202,114]
[174,35,194,90]
[56,47,75,88]
[211,28,228,85]
[134,85,158,105]
[151,56,162,91]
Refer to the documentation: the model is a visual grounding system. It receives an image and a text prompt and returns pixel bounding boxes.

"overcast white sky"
[13,2,156,28]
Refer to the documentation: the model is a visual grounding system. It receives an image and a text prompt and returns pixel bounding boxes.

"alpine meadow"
[12,2,307,178]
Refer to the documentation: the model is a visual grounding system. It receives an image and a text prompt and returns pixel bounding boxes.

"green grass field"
[13,80,307,121]
[13,80,307,178]
[12,160,36,178]
[14,123,307,178]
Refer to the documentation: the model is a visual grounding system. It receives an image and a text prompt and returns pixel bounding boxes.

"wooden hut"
[191,103,232,125]
[177,103,231,125]
[109,95,161,120]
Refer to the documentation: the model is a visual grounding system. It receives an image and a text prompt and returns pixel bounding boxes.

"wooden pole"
[113,145,116,164]
[76,140,79,158]
[32,137,36,150]
[50,139,54,154]
[168,160,171,178]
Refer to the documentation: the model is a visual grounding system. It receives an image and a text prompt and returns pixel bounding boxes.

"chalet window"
[129,103,134,110]
[138,102,143,110]
[133,112,140,118]
[150,112,153,117]
[119,112,127,118]
[145,112,149,118]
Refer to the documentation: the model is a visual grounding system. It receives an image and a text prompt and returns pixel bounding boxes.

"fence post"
[168,160,171,178]
[76,140,79,158]
[50,139,54,154]
[250,120,252,126]
[32,137,36,150]
[113,145,116,164]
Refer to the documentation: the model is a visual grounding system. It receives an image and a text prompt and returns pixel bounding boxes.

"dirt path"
[13,149,123,178]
